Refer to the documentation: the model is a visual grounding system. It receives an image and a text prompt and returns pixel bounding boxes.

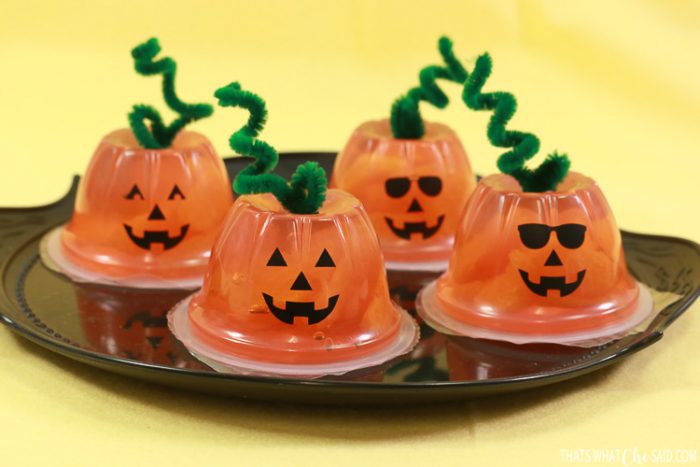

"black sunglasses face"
[518,223,586,249]
[385,177,442,198]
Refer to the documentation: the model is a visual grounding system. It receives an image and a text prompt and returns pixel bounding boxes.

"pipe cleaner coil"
[462,53,570,192]
[128,38,213,149]
[391,36,469,139]
[215,82,327,215]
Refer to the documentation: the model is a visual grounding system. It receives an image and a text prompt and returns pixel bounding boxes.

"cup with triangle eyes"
[41,129,233,289]
[168,189,420,378]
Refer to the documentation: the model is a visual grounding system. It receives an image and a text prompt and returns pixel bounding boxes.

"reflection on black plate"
[73,283,206,369]
[0,153,698,405]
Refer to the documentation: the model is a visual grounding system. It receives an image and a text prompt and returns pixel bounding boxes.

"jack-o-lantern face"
[263,247,339,324]
[57,129,233,285]
[332,119,476,266]
[419,172,651,342]
[516,223,587,297]
[184,189,413,365]
[122,183,190,250]
[384,176,444,239]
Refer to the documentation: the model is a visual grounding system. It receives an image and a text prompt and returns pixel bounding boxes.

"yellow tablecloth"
[1,1,698,465]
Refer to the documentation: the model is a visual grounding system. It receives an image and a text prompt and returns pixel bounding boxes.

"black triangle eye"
[168,184,186,200]
[315,249,335,267]
[125,184,144,200]
[267,248,287,267]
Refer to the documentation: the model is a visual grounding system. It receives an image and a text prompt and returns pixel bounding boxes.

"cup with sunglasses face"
[332,119,476,270]
[417,172,652,346]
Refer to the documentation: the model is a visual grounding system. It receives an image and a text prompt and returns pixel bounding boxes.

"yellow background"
[1,1,699,465]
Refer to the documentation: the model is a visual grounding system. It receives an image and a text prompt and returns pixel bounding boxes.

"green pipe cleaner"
[463,53,570,192]
[128,38,213,149]
[215,82,327,214]
[390,36,469,139]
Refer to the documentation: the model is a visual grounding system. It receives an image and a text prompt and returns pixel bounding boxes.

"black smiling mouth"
[262,293,339,325]
[518,269,586,297]
[123,224,190,251]
[385,215,445,240]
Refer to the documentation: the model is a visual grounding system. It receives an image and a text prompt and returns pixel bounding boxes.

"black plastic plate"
[0,152,698,405]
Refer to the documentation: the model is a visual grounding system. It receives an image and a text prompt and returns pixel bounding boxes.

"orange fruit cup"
[332,119,476,271]
[168,189,419,378]
[41,128,233,289]
[417,172,653,346]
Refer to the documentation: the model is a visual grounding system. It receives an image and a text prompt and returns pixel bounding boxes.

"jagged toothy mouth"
[262,293,339,325]
[123,224,190,251]
[518,269,586,297]
[385,215,445,240]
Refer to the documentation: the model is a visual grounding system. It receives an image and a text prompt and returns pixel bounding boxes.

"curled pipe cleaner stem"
[128,38,213,149]
[215,82,327,214]
[462,53,570,192]
[390,36,469,139]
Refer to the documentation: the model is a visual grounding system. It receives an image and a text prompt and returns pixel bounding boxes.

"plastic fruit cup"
[332,119,476,271]
[417,172,653,346]
[169,189,419,378]
[42,128,233,289]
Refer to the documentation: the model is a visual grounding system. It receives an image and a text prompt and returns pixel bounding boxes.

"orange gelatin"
[170,189,418,376]
[418,172,652,345]
[47,129,233,288]
[332,119,476,269]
